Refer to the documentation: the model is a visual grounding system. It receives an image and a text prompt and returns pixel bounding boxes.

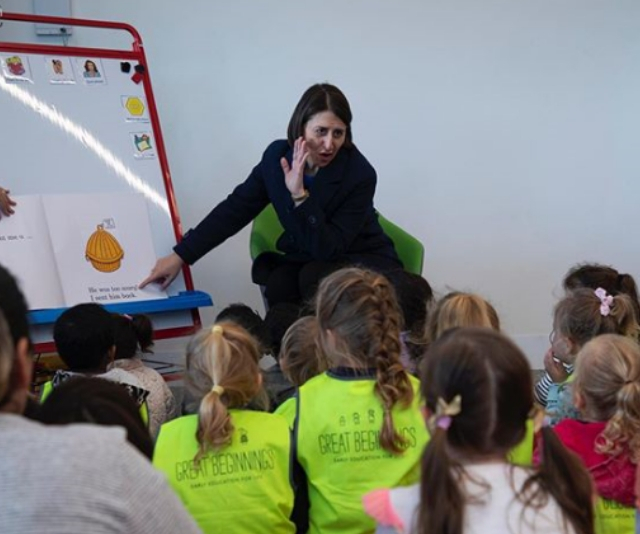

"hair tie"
[211,385,225,396]
[594,287,614,316]
[212,324,224,335]
[430,394,462,431]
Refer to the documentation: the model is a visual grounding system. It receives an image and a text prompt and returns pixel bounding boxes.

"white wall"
[3,0,640,366]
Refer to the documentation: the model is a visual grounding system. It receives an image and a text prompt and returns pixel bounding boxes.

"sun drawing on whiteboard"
[85,224,124,273]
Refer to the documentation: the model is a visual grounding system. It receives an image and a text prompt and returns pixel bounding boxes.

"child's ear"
[257,372,263,388]
[107,345,116,363]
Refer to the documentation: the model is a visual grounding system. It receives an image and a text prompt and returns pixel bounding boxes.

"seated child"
[386,269,433,373]
[554,334,640,508]
[37,376,153,459]
[109,313,177,438]
[46,303,149,409]
[284,268,429,534]
[535,288,638,424]
[424,291,500,346]
[365,327,595,534]
[216,303,271,353]
[275,315,327,421]
[153,322,295,534]
[535,263,640,405]
[262,302,302,409]
[181,303,271,415]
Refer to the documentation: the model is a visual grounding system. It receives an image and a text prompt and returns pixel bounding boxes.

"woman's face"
[303,111,347,168]
[86,61,96,72]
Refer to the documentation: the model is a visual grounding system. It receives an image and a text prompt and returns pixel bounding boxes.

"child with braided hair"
[153,322,295,534]
[365,328,594,534]
[283,267,429,534]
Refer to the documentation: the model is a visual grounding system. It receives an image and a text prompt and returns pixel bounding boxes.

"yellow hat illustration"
[85,225,124,273]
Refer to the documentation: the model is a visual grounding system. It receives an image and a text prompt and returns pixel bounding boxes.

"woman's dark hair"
[113,314,154,360]
[563,263,640,322]
[418,327,594,534]
[0,264,30,347]
[53,303,115,371]
[287,83,353,148]
[37,376,153,459]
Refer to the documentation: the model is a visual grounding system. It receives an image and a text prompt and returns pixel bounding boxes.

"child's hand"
[0,188,16,218]
[544,348,569,383]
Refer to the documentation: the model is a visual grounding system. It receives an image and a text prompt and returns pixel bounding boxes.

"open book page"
[0,195,65,309]
[43,192,167,306]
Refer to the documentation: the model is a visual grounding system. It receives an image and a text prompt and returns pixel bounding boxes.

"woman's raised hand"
[139,252,184,290]
[280,137,309,197]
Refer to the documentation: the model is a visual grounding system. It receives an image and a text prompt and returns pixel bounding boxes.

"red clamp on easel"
[131,64,145,84]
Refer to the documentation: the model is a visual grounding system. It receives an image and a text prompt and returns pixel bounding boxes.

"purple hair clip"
[431,395,462,432]
[436,415,453,430]
[594,287,613,317]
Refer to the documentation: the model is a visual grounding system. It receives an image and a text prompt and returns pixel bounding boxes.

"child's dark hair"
[37,376,153,459]
[387,269,433,362]
[216,303,270,353]
[386,269,434,334]
[53,303,115,371]
[315,267,413,454]
[554,288,640,348]
[264,302,302,358]
[113,313,154,360]
[280,316,326,386]
[185,322,266,461]
[0,264,30,348]
[563,263,640,320]
[418,327,594,534]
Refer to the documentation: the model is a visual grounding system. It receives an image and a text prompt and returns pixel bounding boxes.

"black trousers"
[252,252,402,309]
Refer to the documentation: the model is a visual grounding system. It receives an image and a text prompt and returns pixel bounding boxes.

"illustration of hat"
[85,225,124,273]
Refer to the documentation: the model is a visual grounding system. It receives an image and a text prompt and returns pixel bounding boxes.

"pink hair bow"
[594,287,613,317]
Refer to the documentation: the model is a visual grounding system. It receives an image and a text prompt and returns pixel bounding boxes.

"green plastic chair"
[249,204,424,275]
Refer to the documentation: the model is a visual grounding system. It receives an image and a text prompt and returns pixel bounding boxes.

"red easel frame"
[0,11,202,352]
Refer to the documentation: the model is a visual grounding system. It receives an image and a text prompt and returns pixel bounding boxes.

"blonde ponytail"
[185,322,263,462]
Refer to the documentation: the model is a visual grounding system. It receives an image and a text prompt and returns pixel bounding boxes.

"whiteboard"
[0,45,199,347]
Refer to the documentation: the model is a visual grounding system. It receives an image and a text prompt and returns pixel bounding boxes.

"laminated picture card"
[0,193,167,309]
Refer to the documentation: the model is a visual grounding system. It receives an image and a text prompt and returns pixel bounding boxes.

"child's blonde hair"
[280,316,326,387]
[554,288,640,349]
[574,334,640,461]
[315,267,413,454]
[425,292,500,344]
[184,321,265,461]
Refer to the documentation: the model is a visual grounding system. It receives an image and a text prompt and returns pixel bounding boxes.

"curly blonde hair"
[574,334,640,461]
